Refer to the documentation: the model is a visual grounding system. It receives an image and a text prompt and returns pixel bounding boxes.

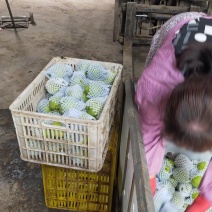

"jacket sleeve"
[135,74,166,176]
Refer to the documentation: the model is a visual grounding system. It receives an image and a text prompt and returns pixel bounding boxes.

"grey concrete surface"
[0,0,125,211]
[0,0,123,109]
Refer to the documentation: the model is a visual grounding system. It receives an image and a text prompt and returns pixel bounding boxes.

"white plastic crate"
[9,57,122,172]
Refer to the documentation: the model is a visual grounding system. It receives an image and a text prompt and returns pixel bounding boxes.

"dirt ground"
[0,0,127,211]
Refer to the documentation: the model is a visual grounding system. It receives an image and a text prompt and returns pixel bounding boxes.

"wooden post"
[208,1,212,15]
[123,2,136,81]
[113,0,120,42]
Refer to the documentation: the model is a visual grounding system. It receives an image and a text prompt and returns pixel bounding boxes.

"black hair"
[176,43,212,78]
[164,75,212,152]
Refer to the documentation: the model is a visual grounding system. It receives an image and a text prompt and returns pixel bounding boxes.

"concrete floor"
[0,0,124,109]
[0,0,124,211]
[0,0,147,211]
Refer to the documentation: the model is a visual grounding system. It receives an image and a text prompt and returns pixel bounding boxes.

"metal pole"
[5,0,16,30]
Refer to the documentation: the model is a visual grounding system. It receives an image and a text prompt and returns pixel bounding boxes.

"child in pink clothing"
[135,12,212,211]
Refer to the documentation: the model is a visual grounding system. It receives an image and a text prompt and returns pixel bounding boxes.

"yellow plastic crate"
[42,123,119,211]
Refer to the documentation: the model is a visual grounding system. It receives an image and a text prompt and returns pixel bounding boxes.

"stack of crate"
[9,57,123,211]
[42,122,119,211]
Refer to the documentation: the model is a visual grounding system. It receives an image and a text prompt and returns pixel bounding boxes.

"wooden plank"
[147,13,175,20]
[121,3,201,14]
[119,35,153,45]
[124,78,155,212]
[123,2,136,80]
[208,1,212,15]
[133,46,149,81]
[118,103,130,199]
[122,143,134,212]
[129,180,138,212]
[113,0,121,42]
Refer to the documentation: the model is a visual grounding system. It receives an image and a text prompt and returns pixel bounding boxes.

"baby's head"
[164,75,212,152]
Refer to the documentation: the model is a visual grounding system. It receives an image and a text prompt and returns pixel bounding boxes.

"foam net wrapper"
[189,166,205,177]
[87,63,109,81]
[75,60,91,73]
[49,89,65,107]
[160,181,175,195]
[103,68,117,85]
[86,80,110,99]
[45,92,52,100]
[163,158,174,169]
[59,96,86,114]
[45,78,68,95]
[45,63,73,79]
[154,187,172,212]
[174,154,194,171]
[161,201,179,212]
[65,84,84,101]
[44,111,61,125]
[85,96,108,119]
[158,164,172,182]
[172,167,190,183]
[70,71,88,88]
[63,108,95,120]
[177,183,192,197]
[169,176,178,188]
[37,99,50,114]
[206,207,212,212]
[170,192,185,209]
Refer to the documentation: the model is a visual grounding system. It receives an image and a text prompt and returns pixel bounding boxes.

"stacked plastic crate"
[9,57,123,211]
[42,123,119,211]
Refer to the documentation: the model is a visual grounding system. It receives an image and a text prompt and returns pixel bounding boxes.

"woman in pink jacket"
[135,12,212,211]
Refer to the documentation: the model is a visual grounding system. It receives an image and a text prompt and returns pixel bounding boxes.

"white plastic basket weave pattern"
[9,57,123,172]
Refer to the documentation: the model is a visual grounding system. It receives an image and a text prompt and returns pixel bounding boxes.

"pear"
[59,96,86,114]
[45,122,64,139]
[65,84,83,101]
[49,92,64,111]
[45,63,73,79]
[172,167,189,183]
[45,78,68,95]
[85,97,107,119]
[76,60,91,73]
[174,154,194,171]
[191,176,202,188]
[37,99,51,113]
[158,164,172,182]
[197,161,208,171]
[170,192,184,209]
[190,188,199,200]
[87,63,108,81]
[103,68,117,85]
[83,80,110,99]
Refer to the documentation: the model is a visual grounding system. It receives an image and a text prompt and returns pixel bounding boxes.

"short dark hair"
[176,43,212,78]
[164,75,212,152]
